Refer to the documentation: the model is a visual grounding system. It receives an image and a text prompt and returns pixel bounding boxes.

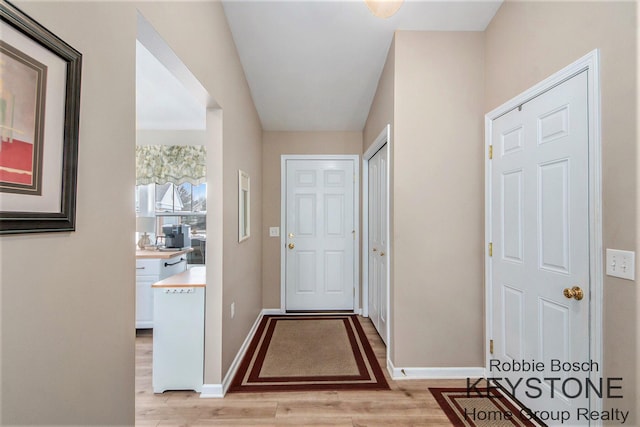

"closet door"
[368,145,388,344]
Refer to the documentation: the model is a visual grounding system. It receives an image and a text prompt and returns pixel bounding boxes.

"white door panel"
[368,146,388,344]
[490,71,589,415]
[285,159,355,310]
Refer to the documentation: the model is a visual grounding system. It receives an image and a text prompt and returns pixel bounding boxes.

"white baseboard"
[388,359,485,380]
[266,309,361,315]
[199,383,224,398]
[200,308,268,398]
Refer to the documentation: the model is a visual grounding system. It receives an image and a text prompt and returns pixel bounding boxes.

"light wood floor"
[136,316,464,426]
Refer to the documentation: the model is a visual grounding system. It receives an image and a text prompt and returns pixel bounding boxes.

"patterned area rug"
[229,314,389,392]
[429,387,543,427]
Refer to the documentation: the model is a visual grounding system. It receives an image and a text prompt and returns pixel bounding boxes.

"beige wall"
[1,1,262,423]
[485,0,638,418]
[363,37,396,359]
[392,32,486,366]
[363,32,485,367]
[1,2,136,424]
[262,131,362,308]
[364,37,395,152]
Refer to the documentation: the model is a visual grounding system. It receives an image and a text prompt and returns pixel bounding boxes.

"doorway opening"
[134,10,224,398]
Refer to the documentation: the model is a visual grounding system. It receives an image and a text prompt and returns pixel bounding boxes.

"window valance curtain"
[136,145,206,185]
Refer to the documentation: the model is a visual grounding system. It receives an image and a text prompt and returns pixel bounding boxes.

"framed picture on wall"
[238,170,250,242]
[0,0,82,234]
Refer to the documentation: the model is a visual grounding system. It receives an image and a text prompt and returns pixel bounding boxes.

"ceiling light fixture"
[364,0,404,19]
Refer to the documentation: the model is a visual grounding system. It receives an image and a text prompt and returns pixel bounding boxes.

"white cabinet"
[135,254,187,328]
[136,275,156,327]
[153,285,205,393]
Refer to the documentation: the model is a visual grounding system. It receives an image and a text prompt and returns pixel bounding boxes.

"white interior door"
[285,158,356,310]
[368,145,388,344]
[490,71,590,415]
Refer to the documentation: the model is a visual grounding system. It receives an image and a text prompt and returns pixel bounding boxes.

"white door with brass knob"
[488,70,593,416]
[283,157,357,310]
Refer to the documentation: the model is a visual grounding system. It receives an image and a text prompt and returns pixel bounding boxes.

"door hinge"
[490,339,494,354]
[488,145,493,159]
[488,242,493,257]
[352,230,356,240]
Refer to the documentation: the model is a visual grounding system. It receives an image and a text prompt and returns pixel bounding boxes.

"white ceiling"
[222,0,503,131]
[136,1,503,132]
[136,40,206,130]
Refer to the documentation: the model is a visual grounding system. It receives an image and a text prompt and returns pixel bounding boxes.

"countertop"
[136,248,194,259]
[152,266,206,288]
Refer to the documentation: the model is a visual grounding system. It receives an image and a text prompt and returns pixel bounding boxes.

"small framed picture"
[238,170,250,242]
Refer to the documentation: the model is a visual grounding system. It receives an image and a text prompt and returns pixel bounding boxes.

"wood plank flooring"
[136,316,464,426]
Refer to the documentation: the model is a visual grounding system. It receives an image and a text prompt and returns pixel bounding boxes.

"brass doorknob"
[380,252,385,257]
[563,286,584,301]
[372,248,377,252]
[288,243,295,249]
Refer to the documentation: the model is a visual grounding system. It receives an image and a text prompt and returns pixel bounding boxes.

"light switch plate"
[606,249,635,281]
[269,227,280,237]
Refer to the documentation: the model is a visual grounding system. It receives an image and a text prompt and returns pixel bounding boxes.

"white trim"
[199,383,224,398]
[200,308,267,398]
[485,49,602,417]
[387,359,485,380]
[221,309,264,394]
[262,308,285,315]
[363,125,391,160]
[362,125,391,350]
[280,155,360,313]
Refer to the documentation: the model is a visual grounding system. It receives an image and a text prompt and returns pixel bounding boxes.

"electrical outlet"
[269,227,280,237]
[606,249,635,281]
[231,302,235,319]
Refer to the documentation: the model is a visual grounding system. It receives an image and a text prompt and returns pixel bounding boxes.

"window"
[135,144,207,238]
[135,182,207,235]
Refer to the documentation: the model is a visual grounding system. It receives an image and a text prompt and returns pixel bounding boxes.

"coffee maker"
[162,224,191,249]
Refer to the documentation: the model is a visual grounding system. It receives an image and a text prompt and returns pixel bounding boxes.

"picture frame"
[238,170,250,242]
[0,0,82,234]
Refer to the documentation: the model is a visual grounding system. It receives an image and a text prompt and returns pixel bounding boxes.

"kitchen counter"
[152,266,206,288]
[136,248,194,259]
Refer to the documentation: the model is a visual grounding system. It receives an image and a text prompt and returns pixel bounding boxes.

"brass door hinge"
[488,242,493,257]
[490,339,494,354]
[489,145,493,159]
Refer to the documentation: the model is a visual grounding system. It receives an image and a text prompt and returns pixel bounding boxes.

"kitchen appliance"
[163,224,191,249]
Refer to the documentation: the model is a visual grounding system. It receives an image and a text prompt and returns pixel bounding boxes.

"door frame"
[362,125,391,344]
[485,50,602,414]
[280,154,360,313]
